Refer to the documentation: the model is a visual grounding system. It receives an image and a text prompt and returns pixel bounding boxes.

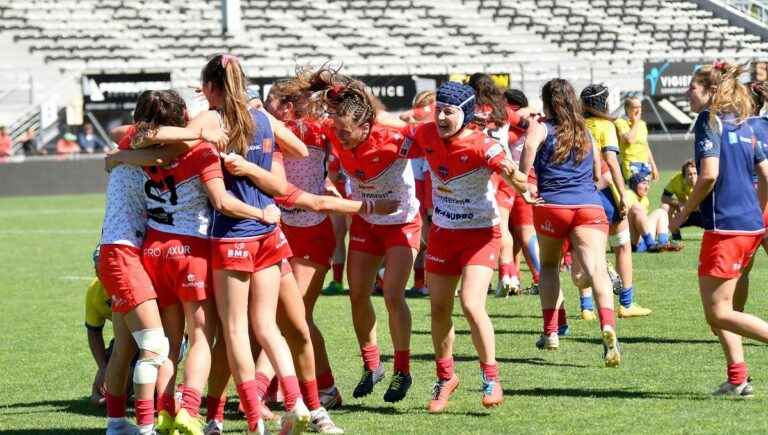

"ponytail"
[467,73,507,127]
[201,54,255,156]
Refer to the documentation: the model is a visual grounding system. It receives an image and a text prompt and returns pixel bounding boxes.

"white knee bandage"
[609,230,630,248]
[131,328,169,384]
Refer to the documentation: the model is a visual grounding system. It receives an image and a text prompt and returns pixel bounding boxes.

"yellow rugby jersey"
[614,118,650,175]
[585,117,621,202]
[624,189,649,213]
[85,278,112,330]
[663,173,693,204]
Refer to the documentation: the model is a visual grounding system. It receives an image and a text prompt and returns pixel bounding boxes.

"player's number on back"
[144,175,179,225]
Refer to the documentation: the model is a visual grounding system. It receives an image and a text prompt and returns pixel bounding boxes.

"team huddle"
[89,54,768,435]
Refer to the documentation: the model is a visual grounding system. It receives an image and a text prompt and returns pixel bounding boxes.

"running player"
[519,78,621,367]
[468,73,530,296]
[405,81,531,412]
[316,71,420,403]
[670,61,768,397]
[581,84,651,318]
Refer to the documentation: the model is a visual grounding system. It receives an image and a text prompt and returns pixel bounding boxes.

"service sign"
[82,72,172,111]
[643,62,703,97]
[361,75,417,111]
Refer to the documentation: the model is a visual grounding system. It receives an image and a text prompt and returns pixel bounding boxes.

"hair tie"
[221,54,238,68]
[713,60,727,71]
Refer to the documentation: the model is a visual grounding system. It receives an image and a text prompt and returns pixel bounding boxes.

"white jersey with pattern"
[281,144,328,228]
[100,164,148,247]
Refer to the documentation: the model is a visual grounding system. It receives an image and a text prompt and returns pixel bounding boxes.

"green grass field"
[3,171,768,434]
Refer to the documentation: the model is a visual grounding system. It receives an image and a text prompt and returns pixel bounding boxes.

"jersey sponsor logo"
[426,253,445,263]
[436,185,453,194]
[459,154,469,163]
[434,206,474,221]
[143,247,161,257]
[167,245,192,257]
[182,273,205,289]
[361,191,392,199]
[263,138,273,153]
[541,220,555,234]
[437,165,449,178]
[728,132,738,144]
[227,243,250,258]
[351,236,367,243]
[733,262,742,271]
[701,139,714,151]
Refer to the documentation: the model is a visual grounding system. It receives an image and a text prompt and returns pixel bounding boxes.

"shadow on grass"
[412,329,541,336]
[487,313,546,320]
[381,353,589,368]
[1,430,102,434]
[333,403,404,415]
[505,387,707,401]
[567,336,760,346]
[0,397,103,418]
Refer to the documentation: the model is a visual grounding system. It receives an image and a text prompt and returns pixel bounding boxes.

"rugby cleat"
[318,386,342,410]
[246,419,270,435]
[558,324,571,337]
[352,365,385,398]
[618,304,652,318]
[321,280,344,296]
[581,309,597,321]
[481,375,503,409]
[535,332,559,350]
[383,371,412,403]
[203,420,223,435]
[495,275,521,297]
[173,408,205,435]
[712,380,754,398]
[602,327,621,368]
[106,418,140,435]
[155,410,175,434]
[279,398,310,435]
[309,407,344,434]
[427,375,460,413]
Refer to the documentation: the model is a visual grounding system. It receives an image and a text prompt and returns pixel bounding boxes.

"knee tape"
[131,328,169,385]
[609,230,630,248]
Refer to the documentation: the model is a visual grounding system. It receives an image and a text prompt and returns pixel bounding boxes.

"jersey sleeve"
[755,137,767,165]
[196,144,224,182]
[117,126,137,151]
[600,123,620,154]
[614,118,630,137]
[662,175,680,198]
[694,112,721,160]
[274,182,303,208]
[481,136,507,172]
[85,279,107,330]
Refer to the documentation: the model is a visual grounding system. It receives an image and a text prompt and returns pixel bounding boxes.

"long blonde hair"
[694,61,753,128]
[201,54,255,156]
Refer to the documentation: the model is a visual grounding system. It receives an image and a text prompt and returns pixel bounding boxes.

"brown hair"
[312,66,377,126]
[132,90,186,143]
[681,159,696,175]
[467,73,507,127]
[750,80,768,115]
[201,54,254,155]
[542,79,592,164]
[693,62,753,128]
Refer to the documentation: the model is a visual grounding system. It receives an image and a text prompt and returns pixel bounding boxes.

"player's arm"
[105,142,189,170]
[110,125,133,143]
[518,118,546,176]
[757,160,768,213]
[262,110,309,158]
[86,326,107,371]
[131,112,228,150]
[203,177,280,223]
[293,190,399,215]
[377,111,408,129]
[221,152,288,197]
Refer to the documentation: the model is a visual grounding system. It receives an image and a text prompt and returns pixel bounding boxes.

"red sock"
[480,362,499,382]
[393,349,411,374]
[134,398,154,426]
[414,267,425,288]
[181,386,202,417]
[542,308,558,334]
[332,263,343,283]
[156,392,176,416]
[316,370,335,390]
[598,308,616,329]
[299,379,321,410]
[531,269,540,284]
[436,357,454,381]
[728,362,748,385]
[106,392,127,418]
[236,380,261,431]
[499,262,518,279]
[254,372,271,401]
[361,344,380,370]
[280,375,301,411]
[557,308,567,327]
[206,395,227,422]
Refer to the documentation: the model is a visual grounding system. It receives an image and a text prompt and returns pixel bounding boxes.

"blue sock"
[635,239,647,252]
[528,235,541,273]
[657,232,669,245]
[642,233,656,248]
[619,286,634,308]
[580,295,594,311]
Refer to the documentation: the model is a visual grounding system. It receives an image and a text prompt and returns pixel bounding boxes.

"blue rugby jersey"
[533,122,602,207]
[694,110,765,234]
[210,109,277,239]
